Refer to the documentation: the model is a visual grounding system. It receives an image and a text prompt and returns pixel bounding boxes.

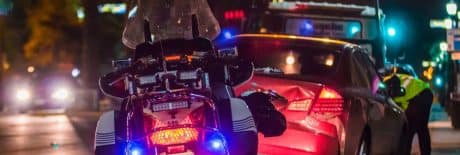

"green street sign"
[430,19,451,29]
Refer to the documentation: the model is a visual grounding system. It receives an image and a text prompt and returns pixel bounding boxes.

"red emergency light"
[295,4,309,10]
[224,10,245,20]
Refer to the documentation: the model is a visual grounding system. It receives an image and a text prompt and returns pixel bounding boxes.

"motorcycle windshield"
[122,0,221,49]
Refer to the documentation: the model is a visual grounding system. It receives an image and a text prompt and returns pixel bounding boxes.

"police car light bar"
[268,1,380,16]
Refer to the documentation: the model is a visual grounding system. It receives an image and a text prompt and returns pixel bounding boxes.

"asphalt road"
[67,106,460,155]
[0,103,459,155]
[0,111,91,155]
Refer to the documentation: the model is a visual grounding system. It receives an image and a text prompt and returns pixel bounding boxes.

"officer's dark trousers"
[404,89,433,155]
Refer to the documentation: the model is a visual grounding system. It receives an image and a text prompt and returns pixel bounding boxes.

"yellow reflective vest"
[384,74,430,110]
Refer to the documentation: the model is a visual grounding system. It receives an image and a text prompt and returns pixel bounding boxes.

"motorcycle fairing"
[93,98,256,148]
[94,111,116,148]
[123,0,221,49]
[230,98,257,133]
[134,37,214,61]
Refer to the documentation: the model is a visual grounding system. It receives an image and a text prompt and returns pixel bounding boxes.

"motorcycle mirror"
[217,47,238,58]
[112,58,132,72]
[228,59,253,87]
[241,92,287,137]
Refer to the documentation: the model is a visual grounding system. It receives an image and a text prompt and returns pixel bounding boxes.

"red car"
[218,34,407,155]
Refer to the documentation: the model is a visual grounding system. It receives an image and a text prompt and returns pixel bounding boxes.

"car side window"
[350,50,371,89]
[355,50,382,94]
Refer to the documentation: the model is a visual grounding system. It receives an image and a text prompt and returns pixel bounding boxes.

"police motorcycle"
[94,1,286,155]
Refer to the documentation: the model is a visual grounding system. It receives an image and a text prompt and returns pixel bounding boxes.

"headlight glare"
[15,89,31,102]
[51,88,71,100]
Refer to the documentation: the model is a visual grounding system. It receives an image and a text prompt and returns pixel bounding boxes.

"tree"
[23,0,81,67]
[81,0,100,88]
[81,0,127,88]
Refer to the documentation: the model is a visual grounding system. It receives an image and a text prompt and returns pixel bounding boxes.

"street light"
[445,18,454,29]
[440,42,449,51]
[27,66,35,73]
[447,1,458,16]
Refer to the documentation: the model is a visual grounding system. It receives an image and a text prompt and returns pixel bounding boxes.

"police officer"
[385,71,433,155]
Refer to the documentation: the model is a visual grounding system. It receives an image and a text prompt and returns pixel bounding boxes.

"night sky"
[381,0,446,68]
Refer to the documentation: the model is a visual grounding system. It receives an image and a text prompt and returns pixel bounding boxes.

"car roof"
[226,34,357,50]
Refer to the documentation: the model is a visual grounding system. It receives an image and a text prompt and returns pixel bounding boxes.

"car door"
[341,47,378,155]
[354,50,406,154]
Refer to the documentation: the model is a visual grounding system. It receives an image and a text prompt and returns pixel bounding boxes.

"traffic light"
[435,76,443,87]
[387,27,396,37]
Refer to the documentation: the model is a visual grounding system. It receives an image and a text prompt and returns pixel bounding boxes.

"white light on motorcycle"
[152,101,189,112]
[15,88,31,102]
[51,88,71,100]
[138,75,157,85]
[179,71,198,80]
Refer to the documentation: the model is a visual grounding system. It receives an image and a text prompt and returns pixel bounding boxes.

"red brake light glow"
[318,87,342,99]
[150,128,199,145]
[224,10,245,20]
[311,87,344,113]
[287,87,343,113]
[167,145,186,154]
[295,4,309,10]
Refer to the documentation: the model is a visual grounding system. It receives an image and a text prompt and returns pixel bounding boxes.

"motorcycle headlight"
[51,88,71,101]
[15,88,31,102]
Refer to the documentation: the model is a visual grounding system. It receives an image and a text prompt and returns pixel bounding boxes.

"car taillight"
[287,99,313,111]
[311,87,344,114]
[286,87,343,113]
[224,10,245,20]
[150,128,199,145]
